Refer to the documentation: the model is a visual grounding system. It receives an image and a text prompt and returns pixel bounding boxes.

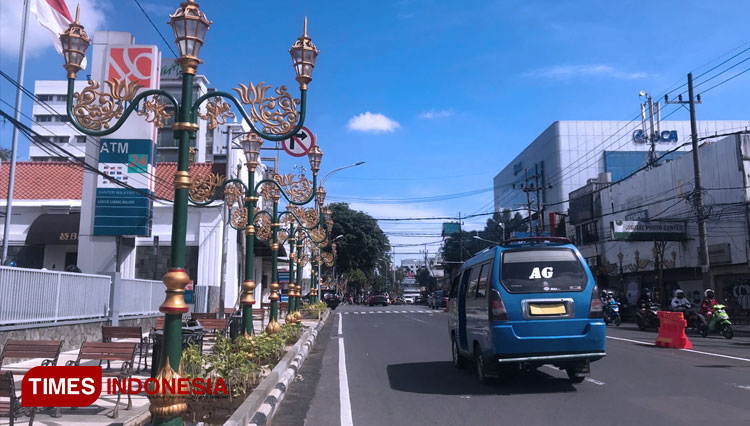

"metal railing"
[0,266,163,327]
[120,278,163,317]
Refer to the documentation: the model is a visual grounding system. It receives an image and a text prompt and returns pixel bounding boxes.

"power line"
[132,0,179,58]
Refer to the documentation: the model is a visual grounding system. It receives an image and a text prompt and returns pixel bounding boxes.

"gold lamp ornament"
[316,185,327,206]
[289,17,320,90]
[308,145,323,175]
[59,6,90,78]
[241,132,263,170]
[168,0,212,74]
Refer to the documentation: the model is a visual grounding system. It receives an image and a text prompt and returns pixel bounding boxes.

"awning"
[25,213,80,245]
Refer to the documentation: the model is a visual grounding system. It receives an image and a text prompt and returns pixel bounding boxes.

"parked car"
[321,290,341,309]
[369,292,390,306]
[429,290,446,309]
[449,237,606,384]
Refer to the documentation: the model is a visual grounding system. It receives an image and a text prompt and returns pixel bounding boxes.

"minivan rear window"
[500,249,587,293]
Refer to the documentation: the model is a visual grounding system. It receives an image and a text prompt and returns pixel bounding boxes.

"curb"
[224,309,331,426]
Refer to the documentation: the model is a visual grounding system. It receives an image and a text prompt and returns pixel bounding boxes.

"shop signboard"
[611,220,686,241]
[93,139,155,236]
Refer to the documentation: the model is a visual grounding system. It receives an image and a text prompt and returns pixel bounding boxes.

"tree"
[416,267,437,292]
[0,148,12,161]
[328,203,390,286]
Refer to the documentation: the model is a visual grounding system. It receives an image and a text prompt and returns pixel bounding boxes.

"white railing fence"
[0,266,163,328]
[120,278,164,316]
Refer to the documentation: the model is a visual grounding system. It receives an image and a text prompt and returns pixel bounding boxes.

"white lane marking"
[344,312,350,314]
[681,348,750,363]
[405,315,428,324]
[541,365,605,385]
[734,384,750,391]
[338,314,354,426]
[606,336,654,345]
[606,336,750,363]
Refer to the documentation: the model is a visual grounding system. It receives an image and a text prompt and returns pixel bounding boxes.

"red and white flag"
[30,0,87,69]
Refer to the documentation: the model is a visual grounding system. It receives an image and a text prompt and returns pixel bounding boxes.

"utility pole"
[639,92,662,167]
[424,243,428,274]
[458,212,464,261]
[533,164,552,235]
[514,169,536,236]
[1,0,30,264]
[665,73,710,290]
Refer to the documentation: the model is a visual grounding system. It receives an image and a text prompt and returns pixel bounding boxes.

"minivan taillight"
[489,289,508,321]
[589,284,604,318]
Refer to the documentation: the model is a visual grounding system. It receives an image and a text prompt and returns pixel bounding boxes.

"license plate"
[529,303,566,315]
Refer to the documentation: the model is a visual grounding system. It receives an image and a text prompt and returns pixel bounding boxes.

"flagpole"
[1,0,30,265]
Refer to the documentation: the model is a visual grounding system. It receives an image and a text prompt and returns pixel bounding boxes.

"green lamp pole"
[58,1,319,423]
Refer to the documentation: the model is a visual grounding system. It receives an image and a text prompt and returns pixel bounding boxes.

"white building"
[492,120,750,233]
[1,31,310,312]
[568,133,750,313]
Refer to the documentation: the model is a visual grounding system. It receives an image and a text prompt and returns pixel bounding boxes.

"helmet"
[675,289,685,298]
[704,289,715,298]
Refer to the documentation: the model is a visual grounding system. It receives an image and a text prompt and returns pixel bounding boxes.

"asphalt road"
[272,304,750,426]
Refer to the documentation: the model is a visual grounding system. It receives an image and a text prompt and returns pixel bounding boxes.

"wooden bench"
[0,340,63,370]
[102,326,148,372]
[66,342,137,419]
[196,318,229,348]
[0,370,29,426]
[191,312,217,320]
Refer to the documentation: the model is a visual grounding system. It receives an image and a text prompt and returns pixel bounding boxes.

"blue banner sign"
[93,138,155,236]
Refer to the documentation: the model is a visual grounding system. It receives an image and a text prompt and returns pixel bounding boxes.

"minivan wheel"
[451,336,468,369]
[474,345,490,385]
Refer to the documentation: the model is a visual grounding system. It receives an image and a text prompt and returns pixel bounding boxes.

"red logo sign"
[22,366,101,407]
[21,366,229,407]
[106,47,156,87]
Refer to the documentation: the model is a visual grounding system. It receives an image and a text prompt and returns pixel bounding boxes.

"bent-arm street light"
[58,2,320,424]
[473,235,501,245]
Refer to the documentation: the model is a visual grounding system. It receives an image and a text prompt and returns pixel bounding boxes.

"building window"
[55,95,67,102]
[35,115,53,122]
[37,94,53,102]
[575,221,599,245]
[75,136,86,143]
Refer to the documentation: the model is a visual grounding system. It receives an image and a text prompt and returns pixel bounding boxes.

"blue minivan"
[448,237,606,384]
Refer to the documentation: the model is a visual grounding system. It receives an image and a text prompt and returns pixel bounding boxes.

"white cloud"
[0,0,107,60]
[418,109,454,120]
[347,112,400,133]
[524,64,649,80]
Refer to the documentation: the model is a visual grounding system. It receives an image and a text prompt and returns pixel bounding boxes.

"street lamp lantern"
[289,17,319,90]
[241,132,263,170]
[168,0,212,73]
[59,6,90,78]
[316,185,326,206]
[308,145,323,174]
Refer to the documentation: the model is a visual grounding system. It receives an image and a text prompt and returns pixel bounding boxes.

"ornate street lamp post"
[58,2,319,424]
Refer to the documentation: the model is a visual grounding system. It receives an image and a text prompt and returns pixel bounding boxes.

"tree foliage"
[441,209,528,277]
[328,203,390,287]
[0,148,12,161]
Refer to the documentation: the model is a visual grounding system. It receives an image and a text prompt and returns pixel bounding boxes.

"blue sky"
[2,0,750,261]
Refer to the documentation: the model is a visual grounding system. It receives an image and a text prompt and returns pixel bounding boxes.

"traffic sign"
[283,126,315,157]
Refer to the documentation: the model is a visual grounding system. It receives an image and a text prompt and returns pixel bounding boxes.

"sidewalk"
[0,317,299,426]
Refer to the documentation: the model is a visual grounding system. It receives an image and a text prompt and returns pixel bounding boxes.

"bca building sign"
[632,129,678,144]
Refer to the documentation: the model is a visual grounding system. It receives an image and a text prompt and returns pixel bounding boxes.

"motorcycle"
[603,297,622,326]
[699,304,733,339]
[674,304,707,333]
[635,302,660,330]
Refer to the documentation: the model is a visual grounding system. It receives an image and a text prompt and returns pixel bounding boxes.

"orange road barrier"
[655,311,692,349]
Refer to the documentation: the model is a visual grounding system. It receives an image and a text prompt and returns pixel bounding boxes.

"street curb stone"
[224,309,331,426]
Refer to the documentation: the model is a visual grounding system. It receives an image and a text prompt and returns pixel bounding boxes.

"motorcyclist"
[671,289,692,311]
[638,290,654,307]
[700,289,718,321]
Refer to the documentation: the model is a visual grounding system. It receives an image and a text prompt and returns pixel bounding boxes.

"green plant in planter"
[243,333,285,366]
[278,323,302,345]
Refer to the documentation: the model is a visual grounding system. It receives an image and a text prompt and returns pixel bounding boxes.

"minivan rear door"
[498,248,589,322]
